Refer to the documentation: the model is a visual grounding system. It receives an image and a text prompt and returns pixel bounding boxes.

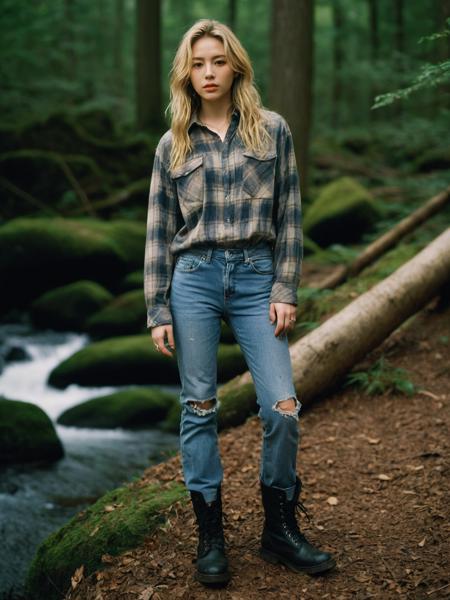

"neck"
[198,97,233,123]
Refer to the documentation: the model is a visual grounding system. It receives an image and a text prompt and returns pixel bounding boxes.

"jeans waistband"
[179,241,273,263]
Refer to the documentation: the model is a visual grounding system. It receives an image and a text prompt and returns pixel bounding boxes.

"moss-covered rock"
[119,270,143,292]
[48,334,178,388]
[86,289,146,339]
[48,334,247,389]
[0,397,64,465]
[24,481,187,600]
[160,401,181,433]
[0,217,145,311]
[30,280,113,331]
[57,387,177,428]
[304,177,379,246]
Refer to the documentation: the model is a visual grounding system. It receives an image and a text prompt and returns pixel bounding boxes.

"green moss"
[57,388,177,428]
[31,280,113,331]
[0,397,64,465]
[0,217,145,310]
[217,344,247,381]
[48,334,180,389]
[160,401,181,433]
[24,481,187,600]
[304,177,379,246]
[218,382,257,430]
[86,289,146,339]
[296,240,427,332]
[48,334,247,389]
[119,270,143,292]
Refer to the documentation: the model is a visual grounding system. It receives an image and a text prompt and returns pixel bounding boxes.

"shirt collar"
[188,107,240,132]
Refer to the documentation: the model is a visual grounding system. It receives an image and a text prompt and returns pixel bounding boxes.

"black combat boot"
[260,477,336,574]
[190,486,230,585]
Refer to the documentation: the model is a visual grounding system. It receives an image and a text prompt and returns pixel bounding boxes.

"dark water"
[0,324,180,599]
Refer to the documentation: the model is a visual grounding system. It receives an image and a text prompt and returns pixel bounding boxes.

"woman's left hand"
[269,302,297,337]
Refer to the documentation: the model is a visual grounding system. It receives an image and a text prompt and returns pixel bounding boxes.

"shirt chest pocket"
[241,149,277,199]
[171,155,204,205]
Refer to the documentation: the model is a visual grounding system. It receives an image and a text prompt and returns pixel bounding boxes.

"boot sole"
[260,547,336,574]
[195,570,231,585]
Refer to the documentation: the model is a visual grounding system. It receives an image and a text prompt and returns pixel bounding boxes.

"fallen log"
[317,185,450,290]
[218,228,450,425]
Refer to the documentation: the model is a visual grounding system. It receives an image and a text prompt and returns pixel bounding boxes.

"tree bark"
[331,0,344,129]
[317,185,450,290]
[218,228,450,427]
[136,0,163,130]
[269,0,314,200]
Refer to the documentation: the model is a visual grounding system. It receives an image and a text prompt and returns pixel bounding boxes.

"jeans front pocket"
[175,253,205,273]
[248,254,274,275]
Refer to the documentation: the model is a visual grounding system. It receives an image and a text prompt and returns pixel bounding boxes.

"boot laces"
[281,497,312,544]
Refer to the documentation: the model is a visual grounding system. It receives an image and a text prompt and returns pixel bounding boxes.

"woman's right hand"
[151,324,176,358]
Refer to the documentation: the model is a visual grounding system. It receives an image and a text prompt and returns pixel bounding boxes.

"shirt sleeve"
[269,117,303,306]
[144,138,180,328]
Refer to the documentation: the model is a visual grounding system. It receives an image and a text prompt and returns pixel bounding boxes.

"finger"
[153,334,173,357]
[269,303,276,324]
[166,327,176,350]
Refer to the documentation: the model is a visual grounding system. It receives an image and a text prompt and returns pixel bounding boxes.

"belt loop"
[204,247,213,263]
[243,248,249,263]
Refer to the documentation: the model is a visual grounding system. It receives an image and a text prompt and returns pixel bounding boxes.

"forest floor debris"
[65,301,449,600]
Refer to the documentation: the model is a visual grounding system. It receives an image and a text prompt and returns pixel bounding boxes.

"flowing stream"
[0,323,180,599]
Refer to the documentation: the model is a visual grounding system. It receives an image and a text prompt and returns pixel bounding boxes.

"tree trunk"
[113,0,126,117]
[136,0,163,130]
[368,0,380,120]
[218,228,450,427]
[318,185,450,290]
[331,0,344,129]
[269,0,314,200]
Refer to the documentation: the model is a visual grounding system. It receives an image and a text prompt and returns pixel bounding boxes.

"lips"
[203,85,218,89]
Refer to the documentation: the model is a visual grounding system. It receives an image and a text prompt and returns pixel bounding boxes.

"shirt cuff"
[147,306,173,328]
[269,281,298,305]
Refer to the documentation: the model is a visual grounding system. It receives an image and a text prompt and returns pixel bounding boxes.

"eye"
[192,63,202,68]
[216,60,226,65]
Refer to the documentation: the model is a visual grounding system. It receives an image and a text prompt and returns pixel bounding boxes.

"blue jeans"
[170,241,301,503]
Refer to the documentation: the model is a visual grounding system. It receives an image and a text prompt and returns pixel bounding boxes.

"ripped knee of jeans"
[186,397,219,416]
[272,395,301,420]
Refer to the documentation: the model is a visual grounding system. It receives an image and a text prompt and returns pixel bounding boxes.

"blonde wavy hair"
[166,19,272,173]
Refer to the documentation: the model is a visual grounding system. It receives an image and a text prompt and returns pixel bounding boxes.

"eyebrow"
[192,55,226,60]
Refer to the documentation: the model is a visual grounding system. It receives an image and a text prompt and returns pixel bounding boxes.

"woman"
[144,18,335,585]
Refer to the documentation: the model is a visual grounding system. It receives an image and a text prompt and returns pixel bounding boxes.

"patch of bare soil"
[66,302,449,600]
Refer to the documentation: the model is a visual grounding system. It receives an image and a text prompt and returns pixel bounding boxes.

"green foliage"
[345,357,416,396]
[24,481,187,600]
[373,18,450,108]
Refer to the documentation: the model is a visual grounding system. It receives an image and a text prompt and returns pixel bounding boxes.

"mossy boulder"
[119,270,143,292]
[304,177,379,246]
[30,280,113,331]
[0,217,145,311]
[57,387,177,429]
[86,289,146,339]
[0,397,64,465]
[48,334,247,388]
[24,481,187,600]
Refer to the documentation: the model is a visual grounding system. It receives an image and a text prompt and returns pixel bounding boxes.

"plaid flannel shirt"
[144,107,303,328]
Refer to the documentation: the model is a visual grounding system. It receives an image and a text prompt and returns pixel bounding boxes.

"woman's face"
[189,36,236,107]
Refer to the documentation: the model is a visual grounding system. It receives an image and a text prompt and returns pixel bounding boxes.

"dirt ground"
[66,300,450,600]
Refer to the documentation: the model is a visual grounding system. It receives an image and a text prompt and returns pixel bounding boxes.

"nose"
[205,62,215,78]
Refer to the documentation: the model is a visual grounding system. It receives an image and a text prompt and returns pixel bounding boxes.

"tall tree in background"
[270,0,314,199]
[136,0,162,130]
[331,0,344,128]
[114,0,125,114]
[228,0,237,31]
[368,0,380,121]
